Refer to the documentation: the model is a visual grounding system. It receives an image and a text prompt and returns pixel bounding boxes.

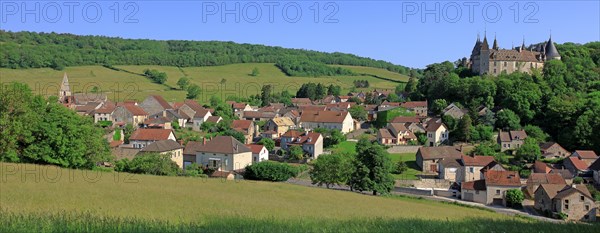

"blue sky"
[1,1,598,68]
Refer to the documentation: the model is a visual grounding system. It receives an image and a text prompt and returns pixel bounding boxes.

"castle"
[468,34,561,76]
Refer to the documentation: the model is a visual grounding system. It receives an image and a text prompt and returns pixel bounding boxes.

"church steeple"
[492,33,499,50]
[59,73,71,102]
[520,37,526,52]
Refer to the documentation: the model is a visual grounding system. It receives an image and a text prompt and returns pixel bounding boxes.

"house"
[246,144,269,163]
[139,95,172,116]
[229,102,252,119]
[425,121,448,147]
[416,146,464,175]
[75,102,103,116]
[589,158,600,185]
[112,103,148,126]
[571,150,599,166]
[163,109,188,127]
[280,130,324,159]
[299,110,354,134]
[264,117,296,138]
[461,155,496,182]
[563,157,589,175]
[195,136,253,172]
[442,103,468,119]
[400,101,428,116]
[243,111,277,121]
[534,184,597,221]
[93,102,116,123]
[498,130,528,152]
[138,140,184,168]
[183,141,203,169]
[377,123,417,145]
[231,120,255,144]
[461,170,522,206]
[525,173,566,197]
[438,157,461,182]
[129,129,176,149]
[282,109,301,124]
[143,117,172,129]
[539,142,570,159]
[192,108,212,131]
[533,160,553,174]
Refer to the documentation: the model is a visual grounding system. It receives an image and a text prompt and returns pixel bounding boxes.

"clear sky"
[1,0,598,68]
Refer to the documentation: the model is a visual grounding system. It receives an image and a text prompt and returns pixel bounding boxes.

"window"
[564,204,569,210]
[494,69,497,73]
[504,61,507,67]
[580,195,584,201]
[469,167,474,173]
[494,61,497,66]
[585,205,590,211]
[565,200,569,204]
[496,190,500,195]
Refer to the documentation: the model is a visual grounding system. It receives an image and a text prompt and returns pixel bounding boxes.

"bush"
[126,153,180,176]
[244,161,299,182]
[585,184,600,201]
[393,161,408,174]
[573,177,583,184]
[519,169,531,179]
[181,163,203,177]
[506,189,524,208]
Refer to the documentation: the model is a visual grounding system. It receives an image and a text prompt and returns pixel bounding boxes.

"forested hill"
[0,30,413,74]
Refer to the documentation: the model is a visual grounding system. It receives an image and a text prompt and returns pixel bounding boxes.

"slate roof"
[195,136,251,154]
[140,140,183,152]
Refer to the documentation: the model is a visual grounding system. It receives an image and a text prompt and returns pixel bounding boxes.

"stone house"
[416,146,464,175]
[534,184,597,221]
[525,173,566,197]
[112,103,148,126]
[231,120,255,144]
[139,95,172,116]
[462,170,522,206]
[264,117,296,138]
[563,157,589,175]
[571,150,599,166]
[138,140,184,168]
[280,131,323,159]
[539,142,570,159]
[299,110,354,134]
[442,103,468,119]
[460,155,496,182]
[497,130,528,152]
[400,101,428,116]
[195,136,252,172]
[129,128,176,149]
[588,159,600,185]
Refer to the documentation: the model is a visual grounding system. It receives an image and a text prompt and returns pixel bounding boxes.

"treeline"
[275,58,355,77]
[0,30,413,75]
[296,83,342,100]
[0,82,111,168]
[410,41,600,152]
[143,69,167,84]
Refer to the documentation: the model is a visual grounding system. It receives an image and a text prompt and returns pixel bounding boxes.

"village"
[55,62,600,223]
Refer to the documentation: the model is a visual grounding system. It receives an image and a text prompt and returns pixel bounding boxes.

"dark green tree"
[309,153,353,188]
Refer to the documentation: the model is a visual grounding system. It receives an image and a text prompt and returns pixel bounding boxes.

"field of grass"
[389,153,421,180]
[332,141,358,154]
[333,65,411,82]
[1,162,596,232]
[1,63,401,103]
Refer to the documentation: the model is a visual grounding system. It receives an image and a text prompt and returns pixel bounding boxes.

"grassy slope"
[1,162,507,223]
[0,63,400,103]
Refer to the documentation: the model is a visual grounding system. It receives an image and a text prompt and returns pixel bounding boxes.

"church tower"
[59,73,71,103]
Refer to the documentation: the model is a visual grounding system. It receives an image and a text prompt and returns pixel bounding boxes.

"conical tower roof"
[492,34,499,50]
[481,34,490,51]
[545,36,561,60]
[60,73,70,92]
[471,34,482,54]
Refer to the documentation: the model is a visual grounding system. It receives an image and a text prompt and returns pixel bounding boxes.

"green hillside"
[0,63,401,102]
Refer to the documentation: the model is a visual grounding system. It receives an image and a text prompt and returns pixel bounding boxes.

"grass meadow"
[1,162,596,232]
[1,63,403,103]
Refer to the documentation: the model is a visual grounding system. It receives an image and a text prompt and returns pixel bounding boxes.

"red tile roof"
[123,104,148,116]
[533,161,553,173]
[298,105,328,112]
[300,110,349,123]
[567,157,588,171]
[485,170,521,187]
[461,155,495,167]
[574,150,598,159]
[527,173,566,185]
[400,101,427,108]
[245,144,265,154]
[390,116,421,123]
[129,129,173,141]
[462,180,486,190]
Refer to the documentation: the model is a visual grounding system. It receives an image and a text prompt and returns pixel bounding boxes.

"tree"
[261,85,272,107]
[524,125,550,143]
[177,77,190,90]
[505,189,524,208]
[456,114,473,142]
[126,152,180,176]
[348,138,394,195]
[470,125,493,142]
[123,124,134,144]
[393,160,408,174]
[516,137,542,163]
[258,138,275,151]
[348,105,367,121]
[496,109,521,130]
[250,67,260,76]
[186,84,201,99]
[244,161,299,181]
[405,76,417,94]
[431,99,448,116]
[289,145,304,161]
[309,153,353,188]
[327,84,341,96]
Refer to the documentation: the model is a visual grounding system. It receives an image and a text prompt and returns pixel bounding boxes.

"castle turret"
[544,35,561,60]
[492,34,499,50]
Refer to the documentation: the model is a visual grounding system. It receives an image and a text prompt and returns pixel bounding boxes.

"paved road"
[286,178,563,223]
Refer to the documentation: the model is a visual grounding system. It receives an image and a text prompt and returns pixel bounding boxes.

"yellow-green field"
[0,162,503,222]
[0,63,403,103]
